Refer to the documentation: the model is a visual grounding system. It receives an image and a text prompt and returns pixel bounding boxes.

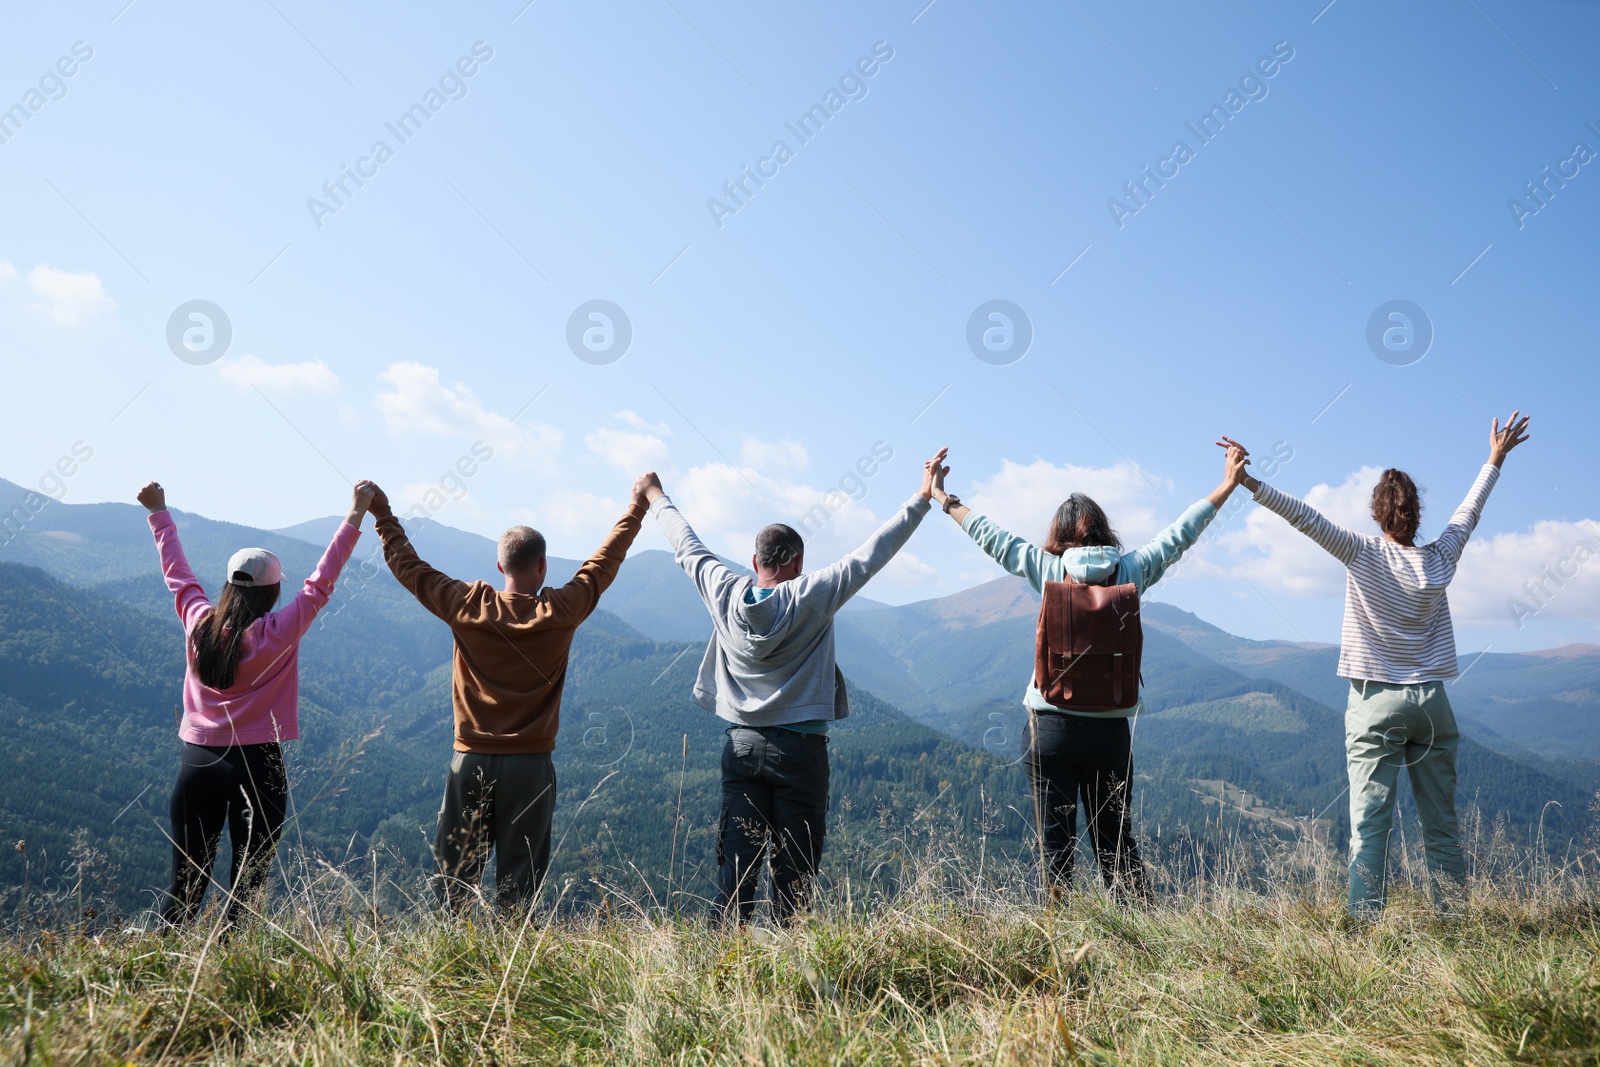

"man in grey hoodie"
[640,448,946,924]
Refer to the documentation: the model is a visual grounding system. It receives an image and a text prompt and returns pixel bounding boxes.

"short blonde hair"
[498,525,547,575]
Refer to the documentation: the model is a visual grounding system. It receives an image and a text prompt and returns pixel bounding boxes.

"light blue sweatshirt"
[652,493,933,727]
[960,499,1218,717]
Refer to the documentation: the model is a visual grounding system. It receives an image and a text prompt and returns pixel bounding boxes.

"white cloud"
[965,458,1172,549]
[0,260,17,282]
[1452,518,1600,629]
[674,462,822,541]
[512,426,905,568]
[663,452,928,577]
[216,353,340,394]
[516,490,624,543]
[394,479,487,520]
[740,437,808,474]
[25,265,114,325]
[878,549,938,587]
[615,410,670,435]
[1210,466,1381,596]
[585,426,672,475]
[376,362,561,467]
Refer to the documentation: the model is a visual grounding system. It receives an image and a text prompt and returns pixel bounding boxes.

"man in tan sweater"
[368,475,650,909]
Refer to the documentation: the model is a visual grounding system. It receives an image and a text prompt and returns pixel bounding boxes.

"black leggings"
[1026,712,1150,901]
[161,741,288,927]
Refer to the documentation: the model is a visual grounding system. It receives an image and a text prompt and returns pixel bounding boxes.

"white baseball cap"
[225,547,282,587]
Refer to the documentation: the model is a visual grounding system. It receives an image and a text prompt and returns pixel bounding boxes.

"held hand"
[1489,410,1531,467]
[136,481,166,513]
[351,480,378,516]
[636,471,665,503]
[1216,437,1258,491]
[919,447,949,501]
[1216,436,1250,461]
[366,482,393,519]
[1216,438,1251,488]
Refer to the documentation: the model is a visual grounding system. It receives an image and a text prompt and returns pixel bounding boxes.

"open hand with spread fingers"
[1489,410,1531,468]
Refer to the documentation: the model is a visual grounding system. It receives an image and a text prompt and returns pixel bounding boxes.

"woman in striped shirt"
[1225,412,1530,917]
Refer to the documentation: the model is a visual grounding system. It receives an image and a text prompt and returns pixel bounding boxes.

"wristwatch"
[941,493,962,514]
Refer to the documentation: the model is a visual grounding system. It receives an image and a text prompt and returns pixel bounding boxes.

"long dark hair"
[1370,468,1422,546]
[191,583,281,689]
[1043,493,1122,555]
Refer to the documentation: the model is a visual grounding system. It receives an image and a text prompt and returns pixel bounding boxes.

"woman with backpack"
[1223,412,1530,917]
[929,444,1250,899]
[138,478,375,928]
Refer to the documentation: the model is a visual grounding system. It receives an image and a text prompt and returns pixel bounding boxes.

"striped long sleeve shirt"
[1251,464,1500,683]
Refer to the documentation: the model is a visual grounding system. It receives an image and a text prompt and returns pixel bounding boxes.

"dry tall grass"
[3,801,1598,1066]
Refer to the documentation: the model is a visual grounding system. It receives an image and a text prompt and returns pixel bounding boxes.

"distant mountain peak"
[919,575,1039,626]
[1529,643,1600,660]
[1142,601,1332,651]
[1140,601,1228,635]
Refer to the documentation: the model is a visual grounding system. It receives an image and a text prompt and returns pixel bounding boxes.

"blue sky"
[2,0,1597,653]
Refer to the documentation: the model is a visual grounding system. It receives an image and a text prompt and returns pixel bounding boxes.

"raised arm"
[263,481,371,641]
[799,447,944,613]
[1121,441,1247,590]
[368,483,470,623]
[1435,411,1526,563]
[140,481,213,632]
[1222,437,1361,565]
[545,475,648,622]
[1125,500,1219,593]
[643,473,745,612]
[929,454,1052,590]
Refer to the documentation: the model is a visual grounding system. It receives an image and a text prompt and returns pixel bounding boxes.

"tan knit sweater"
[374,504,644,752]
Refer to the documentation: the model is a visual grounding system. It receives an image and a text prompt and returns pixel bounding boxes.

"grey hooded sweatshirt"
[650,493,932,727]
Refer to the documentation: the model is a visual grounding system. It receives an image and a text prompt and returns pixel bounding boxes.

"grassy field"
[2,835,1598,1067]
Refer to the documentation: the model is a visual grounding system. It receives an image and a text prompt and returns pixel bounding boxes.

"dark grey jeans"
[434,751,556,911]
[719,725,830,924]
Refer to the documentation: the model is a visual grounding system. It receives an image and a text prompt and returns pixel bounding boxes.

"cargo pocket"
[726,727,759,761]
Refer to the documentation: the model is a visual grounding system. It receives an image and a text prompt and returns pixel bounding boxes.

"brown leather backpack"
[1034,573,1142,711]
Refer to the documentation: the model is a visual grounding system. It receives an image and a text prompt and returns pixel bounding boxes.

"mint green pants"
[1344,680,1466,916]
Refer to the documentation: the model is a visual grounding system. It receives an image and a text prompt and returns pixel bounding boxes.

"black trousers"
[718,726,829,924]
[161,741,288,927]
[1025,712,1149,900]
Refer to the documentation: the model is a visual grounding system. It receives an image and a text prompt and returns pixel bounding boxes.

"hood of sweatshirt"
[726,580,805,661]
[1054,545,1126,585]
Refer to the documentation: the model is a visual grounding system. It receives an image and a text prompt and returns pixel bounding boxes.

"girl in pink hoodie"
[139,479,374,927]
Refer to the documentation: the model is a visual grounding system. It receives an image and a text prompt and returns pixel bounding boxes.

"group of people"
[136,409,1530,926]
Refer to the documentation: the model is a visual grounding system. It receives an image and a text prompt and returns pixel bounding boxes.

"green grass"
[2,870,1597,1066]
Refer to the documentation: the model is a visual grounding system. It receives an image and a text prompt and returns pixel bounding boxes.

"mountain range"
[1,478,1595,915]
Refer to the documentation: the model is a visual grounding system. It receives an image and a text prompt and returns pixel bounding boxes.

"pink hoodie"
[149,510,360,746]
